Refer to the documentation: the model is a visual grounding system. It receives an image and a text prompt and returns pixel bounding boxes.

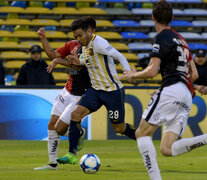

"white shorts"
[51,88,81,125]
[142,82,192,136]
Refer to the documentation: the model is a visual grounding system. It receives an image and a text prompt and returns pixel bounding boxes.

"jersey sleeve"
[93,38,116,56]
[151,34,163,60]
[56,42,72,58]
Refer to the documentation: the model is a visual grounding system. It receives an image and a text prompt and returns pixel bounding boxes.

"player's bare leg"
[161,131,207,156]
[135,119,161,180]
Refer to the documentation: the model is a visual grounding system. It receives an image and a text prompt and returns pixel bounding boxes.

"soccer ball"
[79,153,101,173]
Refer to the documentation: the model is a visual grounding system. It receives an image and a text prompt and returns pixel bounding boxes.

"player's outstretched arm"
[120,57,161,81]
[37,27,61,59]
[189,60,198,82]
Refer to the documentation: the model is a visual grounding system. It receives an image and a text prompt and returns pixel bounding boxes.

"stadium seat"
[188,43,207,50]
[137,52,150,59]
[192,20,207,26]
[31,19,59,26]
[148,32,157,38]
[0,25,14,32]
[201,32,207,39]
[49,42,65,49]
[29,1,43,7]
[52,72,69,81]
[110,42,129,51]
[53,7,77,15]
[183,8,207,15]
[0,6,24,13]
[1,51,29,59]
[4,19,31,26]
[0,30,12,37]
[14,25,29,31]
[170,20,193,27]
[59,19,74,27]
[4,60,26,68]
[121,32,148,39]
[131,8,152,15]
[128,42,152,50]
[24,7,52,14]
[45,31,67,39]
[112,20,139,27]
[76,2,90,9]
[44,1,55,10]
[57,2,66,7]
[56,82,66,86]
[142,2,153,9]
[76,8,106,15]
[20,41,43,49]
[179,32,202,39]
[122,52,138,60]
[139,20,154,27]
[105,8,131,15]
[7,13,19,19]
[13,31,37,38]
[0,41,19,49]
[96,20,114,27]
[11,1,26,8]
[45,26,56,31]
[173,9,184,15]
[113,2,125,8]
[96,31,122,39]
[67,32,75,39]
[0,1,9,6]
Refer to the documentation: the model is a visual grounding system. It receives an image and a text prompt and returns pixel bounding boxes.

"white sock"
[171,134,207,156]
[137,136,162,180]
[48,130,59,164]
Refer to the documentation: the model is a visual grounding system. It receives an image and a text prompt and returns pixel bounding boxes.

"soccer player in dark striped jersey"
[121,0,207,179]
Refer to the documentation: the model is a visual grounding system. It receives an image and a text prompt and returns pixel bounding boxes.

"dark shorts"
[77,87,125,124]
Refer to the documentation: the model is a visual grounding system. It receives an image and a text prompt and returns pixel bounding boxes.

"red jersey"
[56,40,91,96]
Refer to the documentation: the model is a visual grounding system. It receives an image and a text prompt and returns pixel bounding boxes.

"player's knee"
[48,121,55,130]
[112,124,125,134]
[71,110,82,121]
[54,125,65,136]
[160,145,172,156]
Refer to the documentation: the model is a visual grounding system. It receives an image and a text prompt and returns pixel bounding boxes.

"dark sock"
[69,120,81,155]
[123,123,136,140]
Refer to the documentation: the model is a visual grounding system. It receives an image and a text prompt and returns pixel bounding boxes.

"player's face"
[73,28,92,46]
[31,52,41,61]
[195,56,207,66]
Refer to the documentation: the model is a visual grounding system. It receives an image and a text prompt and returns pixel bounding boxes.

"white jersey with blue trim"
[82,34,125,91]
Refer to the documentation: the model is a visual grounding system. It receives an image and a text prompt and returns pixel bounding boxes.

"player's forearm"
[111,51,130,70]
[54,58,82,70]
[41,37,59,59]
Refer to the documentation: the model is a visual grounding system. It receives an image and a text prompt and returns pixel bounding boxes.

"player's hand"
[150,90,157,96]
[68,55,80,65]
[47,59,58,73]
[120,70,134,82]
[37,27,46,39]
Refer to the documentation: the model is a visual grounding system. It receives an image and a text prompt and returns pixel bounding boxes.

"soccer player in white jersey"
[121,1,207,179]
[57,17,137,164]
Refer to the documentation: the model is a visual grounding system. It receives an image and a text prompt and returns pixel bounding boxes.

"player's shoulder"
[65,40,80,46]
[93,35,108,44]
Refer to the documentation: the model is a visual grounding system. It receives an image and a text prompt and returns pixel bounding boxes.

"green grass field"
[0,140,207,180]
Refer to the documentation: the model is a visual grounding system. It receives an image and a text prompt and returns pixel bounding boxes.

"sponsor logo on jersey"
[152,44,160,53]
[106,45,113,52]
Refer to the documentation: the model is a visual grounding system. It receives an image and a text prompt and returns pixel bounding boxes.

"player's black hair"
[82,16,96,30]
[70,18,90,32]
[152,0,173,25]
